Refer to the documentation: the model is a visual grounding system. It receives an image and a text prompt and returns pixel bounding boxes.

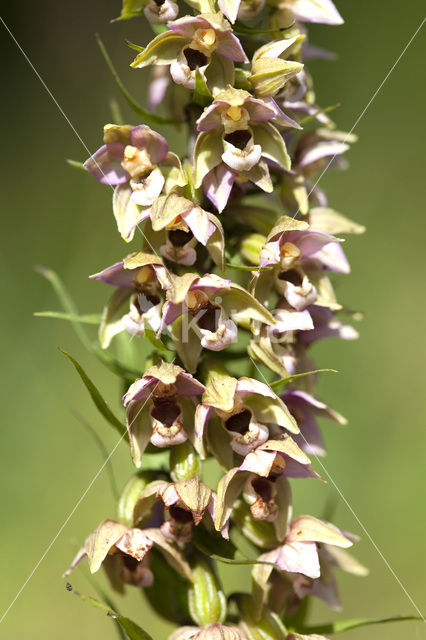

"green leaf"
[270,369,338,390]
[34,311,101,324]
[295,615,424,635]
[36,265,140,380]
[36,266,92,350]
[73,591,154,640]
[96,36,180,126]
[59,349,127,439]
[194,69,213,108]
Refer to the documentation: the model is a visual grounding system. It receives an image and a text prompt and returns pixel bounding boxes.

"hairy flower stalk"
[41,0,416,637]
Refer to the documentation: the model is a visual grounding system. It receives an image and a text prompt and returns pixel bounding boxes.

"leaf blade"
[60,349,127,438]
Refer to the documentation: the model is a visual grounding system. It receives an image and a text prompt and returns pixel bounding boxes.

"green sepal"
[252,122,291,171]
[130,31,185,68]
[194,69,213,107]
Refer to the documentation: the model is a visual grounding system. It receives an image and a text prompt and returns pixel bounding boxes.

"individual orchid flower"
[90,251,169,347]
[83,124,184,241]
[290,531,368,610]
[253,216,346,312]
[62,519,193,593]
[251,515,353,610]
[214,435,322,538]
[131,12,248,92]
[170,624,248,639]
[117,0,179,23]
[195,374,298,459]
[194,94,292,211]
[122,361,206,466]
[158,273,274,370]
[131,475,217,544]
[269,0,343,26]
[146,192,225,268]
[281,389,346,456]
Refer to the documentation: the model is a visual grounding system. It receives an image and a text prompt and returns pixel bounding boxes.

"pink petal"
[276,541,320,578]
[216,32,248,62]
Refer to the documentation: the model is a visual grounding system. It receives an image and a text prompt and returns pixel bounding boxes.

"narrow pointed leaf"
[34,311,102,324]
[60,349,127,438]
[96,36,180,126]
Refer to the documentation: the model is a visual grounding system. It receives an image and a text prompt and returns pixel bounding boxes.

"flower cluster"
[62,0,372,637]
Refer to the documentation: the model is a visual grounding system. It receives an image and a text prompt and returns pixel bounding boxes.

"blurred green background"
[1,0,425,638]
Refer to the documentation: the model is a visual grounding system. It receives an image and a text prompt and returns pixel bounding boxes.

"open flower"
[255,216,347,312]
[252,515,353,608]
[194,85,299,212]
[131,475,215,545]
[290,531,368,610]
[146,192,225,268]
[63,519,193,592]
[84,124,184,241]
[159,273,274,370]
[131,12,248,91]
[90,252,169,347]
[214,435,322,538]
[195,374,298,458]
[122,361,205,466]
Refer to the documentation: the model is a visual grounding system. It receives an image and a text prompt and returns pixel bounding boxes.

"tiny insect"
[66,582,73,592]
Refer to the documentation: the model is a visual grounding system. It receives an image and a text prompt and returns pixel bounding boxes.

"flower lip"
[224,129,251,150]
[196,304,221,332]
[184,47,209,70]
[278,268,303,286]
[225,409,252,434]
[251,476,273,502]
[169,505,194,523]
[169,228,193,247]
[151,400,181,427]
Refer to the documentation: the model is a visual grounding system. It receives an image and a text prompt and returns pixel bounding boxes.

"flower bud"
[117,471,156,527]
[170,442,202,482]
[188,557,227,627]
